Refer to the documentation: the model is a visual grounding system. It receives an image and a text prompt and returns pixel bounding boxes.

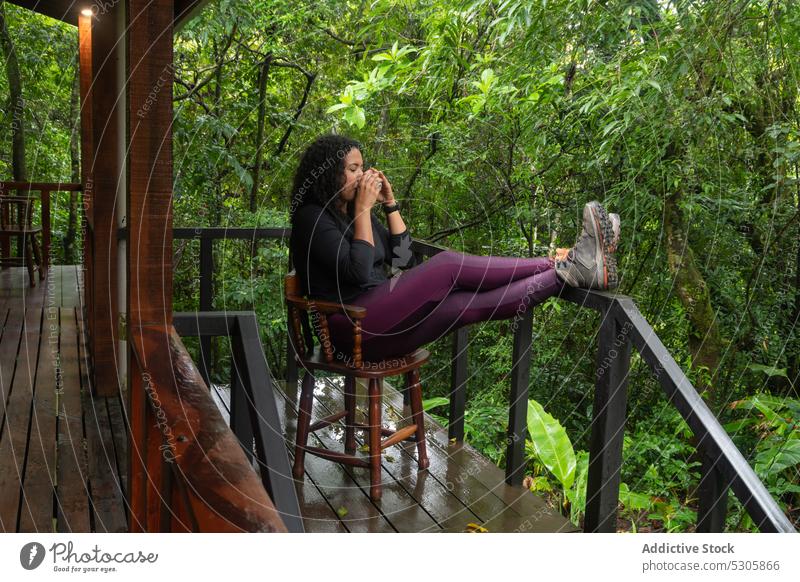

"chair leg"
[408,368,429,470]
[24,235,35,288]
[31,234,44,281]
[344,376,357,454]
[368,377,382,501]
[292,372,315,480]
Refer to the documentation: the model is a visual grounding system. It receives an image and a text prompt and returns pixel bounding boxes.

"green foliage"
[3,0,799,533]
[526,399,576,490]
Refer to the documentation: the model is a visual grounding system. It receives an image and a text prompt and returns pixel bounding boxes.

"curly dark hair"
[289,134,362,225]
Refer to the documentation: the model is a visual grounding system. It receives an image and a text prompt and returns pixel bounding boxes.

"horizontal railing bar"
[559,285,618,312]
[0,181,82,191]
[174,311,256,336]
[174,227,290,239]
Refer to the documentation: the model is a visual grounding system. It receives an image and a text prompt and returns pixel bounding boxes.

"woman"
[289,134,620,364]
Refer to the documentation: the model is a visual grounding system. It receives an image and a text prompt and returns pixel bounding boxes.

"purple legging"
[326,250,566,361]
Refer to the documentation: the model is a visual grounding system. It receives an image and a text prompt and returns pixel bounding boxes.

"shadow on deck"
[0,266,127,533]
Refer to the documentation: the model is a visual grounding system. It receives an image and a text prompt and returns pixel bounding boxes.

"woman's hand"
[374,169,395,204]
[355,168,381,211]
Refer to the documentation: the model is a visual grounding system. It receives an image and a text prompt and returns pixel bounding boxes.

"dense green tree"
[1,0,797,531]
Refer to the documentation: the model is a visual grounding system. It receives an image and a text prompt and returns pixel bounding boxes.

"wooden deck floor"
[0,266,127,533]
[212,376,579,533]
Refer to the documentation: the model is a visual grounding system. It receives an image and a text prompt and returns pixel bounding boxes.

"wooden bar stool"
[285,270,430,502]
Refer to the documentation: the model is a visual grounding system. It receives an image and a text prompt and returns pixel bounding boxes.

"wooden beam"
[78,10,94,393]
[4,0,80,25]
[6,0,211,29]
[174,0,211,30]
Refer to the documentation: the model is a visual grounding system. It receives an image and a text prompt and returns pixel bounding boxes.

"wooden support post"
[88,4,121,396]
[506,308,533,486]
[448,326,468,442]
[78,11,94,377]
[584,306,631,532]
[126,0,175,533]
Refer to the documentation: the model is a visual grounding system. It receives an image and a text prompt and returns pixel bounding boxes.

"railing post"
[697,451,729,532]
[585,304,631,532]
[231,314,305,533]
[230,341,255,464]
[448,327,469,442]
[198,235,213,384]
[505,308,533,486]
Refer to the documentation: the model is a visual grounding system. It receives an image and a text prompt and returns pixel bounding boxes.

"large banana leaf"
[526,399,576,490]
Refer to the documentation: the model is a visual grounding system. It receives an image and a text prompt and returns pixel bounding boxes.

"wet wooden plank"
[279,378,488,532]
[366,375,576,523]
[281,381,440,532]
[61,266,80,308]
[0,309,43,531]
[275,383,394,533]
[292,478,347,533]
[43,264,63,310]
[428,427,579,531]
[210,382,230,425]
[204,379,345,532]
[18,306,60,532]
[319,377,530,527]
[0,305,22,423]
[55,308,91,532]
[0,267,35,299]
[263,386,344,533]
[77,309,127,532]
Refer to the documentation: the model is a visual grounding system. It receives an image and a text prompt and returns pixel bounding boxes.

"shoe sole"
[609,213,621,253]
[586,202,618,289]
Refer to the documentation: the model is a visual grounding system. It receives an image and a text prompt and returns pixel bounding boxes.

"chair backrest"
[284,269,366,369]
[284,269,316,358]
[0,191,37,232]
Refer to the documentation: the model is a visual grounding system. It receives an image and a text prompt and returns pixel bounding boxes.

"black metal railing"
[175,226,795,533]
[172,227,290,384]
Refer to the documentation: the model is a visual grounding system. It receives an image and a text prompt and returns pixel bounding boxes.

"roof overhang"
[5,0,211,28]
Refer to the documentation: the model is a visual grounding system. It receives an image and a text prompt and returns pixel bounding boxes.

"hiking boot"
[555,201,619,290]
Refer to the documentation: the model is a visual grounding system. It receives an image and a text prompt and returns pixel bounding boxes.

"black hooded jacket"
[290,202,417,303]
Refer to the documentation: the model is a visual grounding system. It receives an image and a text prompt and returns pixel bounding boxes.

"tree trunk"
[664,190,725,397]
[65,57,80,263]
[250,53,272,213]
[0,1,27,181]
[790,181,800,395]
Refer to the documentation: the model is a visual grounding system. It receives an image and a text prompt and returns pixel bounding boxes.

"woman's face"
[338,148,364,203]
